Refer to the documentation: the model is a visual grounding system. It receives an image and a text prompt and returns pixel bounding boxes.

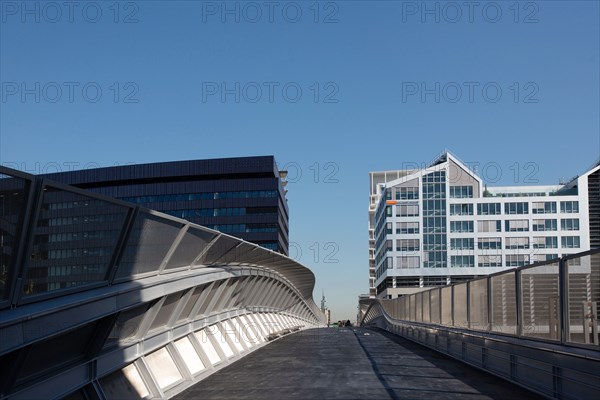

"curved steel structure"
[359,251,600,399]
[0,166,324,399]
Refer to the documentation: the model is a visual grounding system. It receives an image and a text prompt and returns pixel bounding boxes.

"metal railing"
[360,250,600,399]
[361,250,600,347]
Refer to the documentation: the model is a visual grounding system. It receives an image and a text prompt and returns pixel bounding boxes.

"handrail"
[361,249,600,350]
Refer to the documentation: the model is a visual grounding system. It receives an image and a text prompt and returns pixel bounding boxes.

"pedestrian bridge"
[175,327,545,400]
[0,166,324,400]
[1,165,599,400]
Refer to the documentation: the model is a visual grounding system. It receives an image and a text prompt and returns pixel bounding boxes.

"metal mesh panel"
[521,263,559,340]
[104,303,152,348]
[116,212,183,278]
[214,242,258,265]
[16,320,99,386]
[165,227,216,270]
[441,286,452,325]
[566,253,600,345]
[490,271,517,334]
[239,247,281,266]
[430,288,440,324]
[195,235,239,265]
[149,292,183,332]
[24,186,130,296]
[469,278,489,330]
[453,283,468,328]
[0,173,30,301]
[423,291,430,323]
[195,281,223,317]
[415,292,422,322]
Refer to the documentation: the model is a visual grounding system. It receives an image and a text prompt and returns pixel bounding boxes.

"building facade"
[369,169,417,297]
[43,156,290,255]
[371,151,600,299]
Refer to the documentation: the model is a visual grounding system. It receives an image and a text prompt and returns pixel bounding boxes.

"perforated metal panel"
[165,227,216,270]
[116,212,183,278]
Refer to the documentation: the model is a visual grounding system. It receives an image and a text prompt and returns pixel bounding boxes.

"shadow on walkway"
[353,327,544,400]
[175,327,543,400]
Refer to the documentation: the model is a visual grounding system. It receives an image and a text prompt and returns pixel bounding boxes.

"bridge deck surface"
[175,327,543,400]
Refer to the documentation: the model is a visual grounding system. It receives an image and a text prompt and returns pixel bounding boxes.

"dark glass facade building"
[43,156,289,255]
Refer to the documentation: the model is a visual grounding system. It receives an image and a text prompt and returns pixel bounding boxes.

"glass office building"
[370,151,600,299]
[43,156,290,255]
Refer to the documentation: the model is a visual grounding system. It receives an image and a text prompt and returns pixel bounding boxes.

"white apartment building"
[370,151,600,299]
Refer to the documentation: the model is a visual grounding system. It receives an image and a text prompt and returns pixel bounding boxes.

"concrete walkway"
[175,327,543,400]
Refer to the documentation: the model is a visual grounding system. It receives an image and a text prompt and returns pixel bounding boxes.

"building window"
[396,187,419,200]
[449,186,473,199]
[561,236,580,248]
[450,238,474,250]
[422,171,447,268]
[397,256,420,269]
[422,276,447,286]
[397,222,419,234]
[450,255,474,267]
[532,201,557,214]
[505,237,529,249]
[478,255,502,267]
[396,277,420,286]
[561,218,580,231]
[505,219,529,232]
[560,201,579,213]
[450,221,474,233]
[504,202,529,215]
[450,203,473,216]
[386,222,392,234]
[477,203,501,215]
[478,220,501,232]
[121,190,278,203]
[397,203,419,217]
[478,237,502,249]
[506,254,529,267]
[532,236,558,249]
[532,219,557,231]
[385,190,392,200]
[397,239,420,252]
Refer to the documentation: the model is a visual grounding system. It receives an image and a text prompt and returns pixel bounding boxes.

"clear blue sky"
[1,0,599,321]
